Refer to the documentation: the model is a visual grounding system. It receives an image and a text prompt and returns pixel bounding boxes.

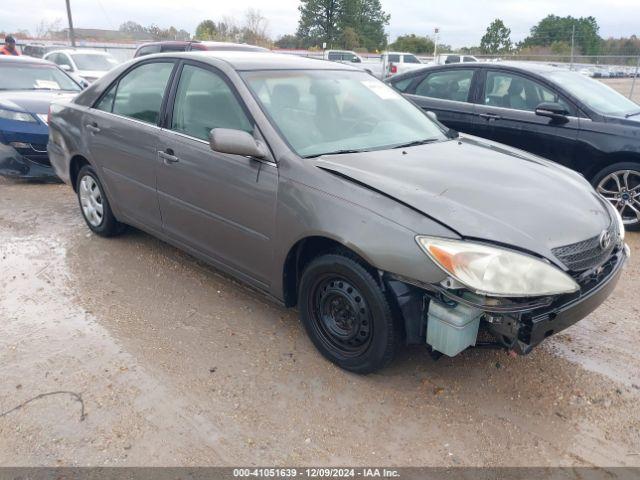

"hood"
[315,136,612,263]
[606,114,640,127]
[0,90,77,115]
[77,70,107,81]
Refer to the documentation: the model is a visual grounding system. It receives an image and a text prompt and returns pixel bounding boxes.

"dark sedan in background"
[0,55,81,180]
[387,62,640,229]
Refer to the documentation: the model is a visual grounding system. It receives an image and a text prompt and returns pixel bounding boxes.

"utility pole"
[630,55,639,100]
[433,27,439,60]
[570,24,575,71]
[65,0,76,48]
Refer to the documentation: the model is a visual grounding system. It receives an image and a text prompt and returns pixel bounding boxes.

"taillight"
[390,64,397,74]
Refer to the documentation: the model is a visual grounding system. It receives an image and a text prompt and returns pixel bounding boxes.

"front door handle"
[158,149,179,164]
[479,113,502,121]
[86,122,101,133]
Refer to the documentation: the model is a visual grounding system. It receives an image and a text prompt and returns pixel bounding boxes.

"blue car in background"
[0,55,81,181]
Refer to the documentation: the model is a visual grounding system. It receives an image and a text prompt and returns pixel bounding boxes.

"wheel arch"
[69,154,93,192]
[281,235,379,308]
[585,151,640,181]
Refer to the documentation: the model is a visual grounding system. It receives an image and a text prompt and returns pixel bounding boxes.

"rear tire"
[76,165,125,237]
[298,254,398,374]
[592,162,640,231]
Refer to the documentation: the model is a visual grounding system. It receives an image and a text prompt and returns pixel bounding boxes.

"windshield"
[0,64,81,91]
[547,70,639,116]
[70,53,118,71]
[242,70,446,157]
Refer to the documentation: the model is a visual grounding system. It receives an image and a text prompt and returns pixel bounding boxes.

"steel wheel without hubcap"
[597,169,640,227]
[310,275,372,357]
[79,174,104,227]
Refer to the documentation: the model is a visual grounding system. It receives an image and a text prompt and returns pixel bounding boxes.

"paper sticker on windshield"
[34,80,60,90]
[361,80,401,100]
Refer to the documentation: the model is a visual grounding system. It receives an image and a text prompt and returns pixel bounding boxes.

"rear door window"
[403,55,420,64]
[99,61,174,124]
[170,64,252,140]
[387,54,400,63]
[414,69,474,102]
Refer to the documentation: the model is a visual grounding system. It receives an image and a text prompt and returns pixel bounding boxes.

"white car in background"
[44,50,119,84]
[431,53,479,65]
[381,51,424,77]
[323,50,382,77]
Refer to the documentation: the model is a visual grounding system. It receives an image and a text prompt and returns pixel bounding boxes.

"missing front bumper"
[386,245,628,356]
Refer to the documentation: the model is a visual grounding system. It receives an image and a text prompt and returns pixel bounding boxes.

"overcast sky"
[1,0,638,47]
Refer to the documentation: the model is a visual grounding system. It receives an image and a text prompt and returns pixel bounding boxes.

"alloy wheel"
[597,169,640,226]
[79,174,104,227]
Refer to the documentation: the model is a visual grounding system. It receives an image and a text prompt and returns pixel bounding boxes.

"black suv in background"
[133,40,268,57]
[387,62,640,229]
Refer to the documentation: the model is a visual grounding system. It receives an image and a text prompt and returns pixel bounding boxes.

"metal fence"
[8,40,640,101]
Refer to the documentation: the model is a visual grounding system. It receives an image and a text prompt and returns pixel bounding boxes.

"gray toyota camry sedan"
[48,52,629,373]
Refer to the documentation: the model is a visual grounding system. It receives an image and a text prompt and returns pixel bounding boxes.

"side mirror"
[209,128,266,159]
[60,64,72,72]
[426,110,459,138]
[351,57,361,63]
[535,102,569,121]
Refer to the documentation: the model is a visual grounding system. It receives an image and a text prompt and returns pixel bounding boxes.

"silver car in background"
[48,52,628,373]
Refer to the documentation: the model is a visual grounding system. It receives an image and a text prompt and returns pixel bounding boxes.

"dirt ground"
[0,177,639,468]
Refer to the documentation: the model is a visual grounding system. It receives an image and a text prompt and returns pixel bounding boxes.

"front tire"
[76,165,125,237]
[298,254,399,374]
[592,162,640,231]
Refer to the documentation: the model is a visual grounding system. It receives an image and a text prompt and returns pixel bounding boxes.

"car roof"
[45,49,112,56]
[199,41,268,52]
[390,60,566,81]
[161,51,358,71]
[0,55,53,65]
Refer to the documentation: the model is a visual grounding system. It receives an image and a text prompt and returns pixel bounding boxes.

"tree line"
[6,5,640,60]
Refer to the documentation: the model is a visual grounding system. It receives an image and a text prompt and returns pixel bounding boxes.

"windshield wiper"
[625,111,640,118]
[303,149,368,159]
[391,138,439,149]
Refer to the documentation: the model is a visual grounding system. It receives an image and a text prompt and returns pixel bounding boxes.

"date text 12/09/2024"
[232,468,400,478]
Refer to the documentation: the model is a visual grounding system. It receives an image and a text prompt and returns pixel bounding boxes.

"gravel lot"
[0,78,639,468]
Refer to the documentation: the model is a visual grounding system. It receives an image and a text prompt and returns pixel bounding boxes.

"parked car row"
[31,51,629,373]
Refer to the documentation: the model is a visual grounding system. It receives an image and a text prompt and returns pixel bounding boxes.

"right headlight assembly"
[416,236,580,298]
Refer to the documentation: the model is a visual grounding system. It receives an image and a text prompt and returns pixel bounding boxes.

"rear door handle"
[86,122,100,133]
[158,149,179,164]
[479,113,502,121]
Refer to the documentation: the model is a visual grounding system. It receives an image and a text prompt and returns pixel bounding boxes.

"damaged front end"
[0,141,60,181]
[385,241,629,358]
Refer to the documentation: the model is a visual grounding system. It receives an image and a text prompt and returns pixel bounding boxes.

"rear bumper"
[513,245,628,354]
[0,142,59,181]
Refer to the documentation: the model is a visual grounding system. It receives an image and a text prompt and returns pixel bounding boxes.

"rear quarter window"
[391,77,413,92]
